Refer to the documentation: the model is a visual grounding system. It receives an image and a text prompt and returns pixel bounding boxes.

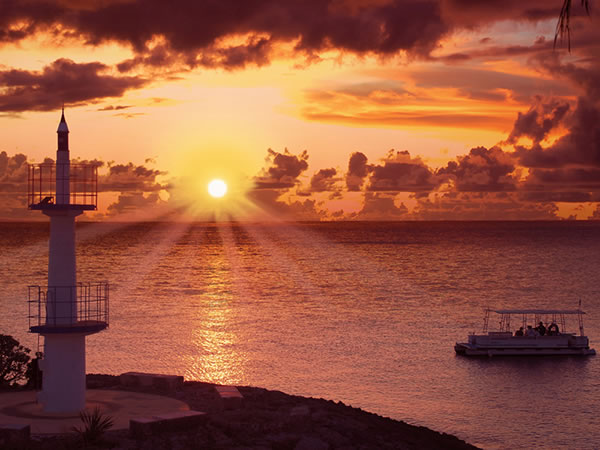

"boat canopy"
[491,309,585,315]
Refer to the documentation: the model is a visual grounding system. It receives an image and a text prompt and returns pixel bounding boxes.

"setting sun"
[208,179,227,198]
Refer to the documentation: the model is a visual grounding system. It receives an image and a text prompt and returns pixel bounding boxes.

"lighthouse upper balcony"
[28,163,98,211]
[28,283,109,335]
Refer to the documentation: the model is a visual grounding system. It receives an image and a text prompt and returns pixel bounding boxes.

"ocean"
[2,221,600,449]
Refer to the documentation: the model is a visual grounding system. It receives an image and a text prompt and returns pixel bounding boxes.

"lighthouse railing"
[28,282,109,332]
[28,163,98,210]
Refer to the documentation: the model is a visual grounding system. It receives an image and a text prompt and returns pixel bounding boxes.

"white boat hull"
[455,333,596,357]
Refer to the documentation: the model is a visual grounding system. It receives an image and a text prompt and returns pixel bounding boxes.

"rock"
[290,405,310,417]
[295,435,329,450]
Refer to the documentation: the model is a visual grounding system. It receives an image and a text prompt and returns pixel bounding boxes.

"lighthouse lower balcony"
[28,283,109,335]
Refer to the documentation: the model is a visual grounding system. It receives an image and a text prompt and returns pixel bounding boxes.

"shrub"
[0,334,31,387]
[72,407,114,445]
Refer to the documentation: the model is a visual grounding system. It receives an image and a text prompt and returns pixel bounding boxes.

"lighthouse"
[27,110,109,413]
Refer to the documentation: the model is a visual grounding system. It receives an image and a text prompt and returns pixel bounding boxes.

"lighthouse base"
[38,334,86,413]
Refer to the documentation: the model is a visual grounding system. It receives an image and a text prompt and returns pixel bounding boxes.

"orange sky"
[0,1,599,221]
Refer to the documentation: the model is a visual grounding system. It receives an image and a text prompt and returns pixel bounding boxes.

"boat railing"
[482,308,587,336]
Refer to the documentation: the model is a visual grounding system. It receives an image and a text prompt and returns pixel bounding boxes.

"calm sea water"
[2,221,600,449]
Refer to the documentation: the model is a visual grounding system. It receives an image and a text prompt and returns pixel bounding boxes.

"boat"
[455,308,596,356]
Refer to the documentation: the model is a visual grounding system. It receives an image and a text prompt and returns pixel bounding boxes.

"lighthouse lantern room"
[27,110,109,413]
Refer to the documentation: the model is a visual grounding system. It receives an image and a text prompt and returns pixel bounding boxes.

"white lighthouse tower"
[27,110,109,413]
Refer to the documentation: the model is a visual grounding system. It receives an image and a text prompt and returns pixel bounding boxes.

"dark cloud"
[533,51,600,102]
[412,191,559,220]
[367,150,440,192]
[352,192,408,220]
[254,148,309,189]
[310,168,339,192]
[505,97,570,145]
[409,66,566,103]
[0,58,146,112]
[100,162,166,192]
[519,190,593,203]
[437,146,517,192]
[436,37,553,63]
[346,152,369,191]
[516,97,600,169]
[0,151,28,193]
[106,191,163,216]
[247,189,325,220]
[0,151,32,219]
[440,0,558,28]
[519,167,600,202]
[1,0,451,69]
[97,104,133,111]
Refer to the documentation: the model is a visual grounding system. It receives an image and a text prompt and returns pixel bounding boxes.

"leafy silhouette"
[72,407,114,445]
[0,334,31,387]
[555,0,591,51]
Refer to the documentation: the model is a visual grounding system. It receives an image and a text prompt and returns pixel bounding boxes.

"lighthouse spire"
[57,106,69,152]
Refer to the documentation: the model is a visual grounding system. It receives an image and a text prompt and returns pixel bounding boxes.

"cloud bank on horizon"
[0,0,599,220]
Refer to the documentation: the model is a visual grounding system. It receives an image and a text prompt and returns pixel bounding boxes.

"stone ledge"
[0,423,30,444]
[214,385,244,411]
[130,410,206,438]
[120,372,184,392]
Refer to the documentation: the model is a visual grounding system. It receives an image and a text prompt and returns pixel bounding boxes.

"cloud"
[408,66,566,103]
[0,151,28,193]
[247,189,325,220]
[352,192,408,220]
[346,152,369,191]
[367,150,441,192]
[1,1,452,69]
[309,167,339,192]
[300,71,535,131]
[505,97,570,145]
[0,58,146,112]
[97,104,133,111]
[106,191,164,216]
[440,0,558,28]
[100,161,166,192]
[411,191,560,220]
[516,97,600,169]
[254,148,309,189]
[0,151,30,219]
[438,146,518,192]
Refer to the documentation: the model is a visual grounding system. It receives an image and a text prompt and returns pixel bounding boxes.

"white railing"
[28,282,109,330]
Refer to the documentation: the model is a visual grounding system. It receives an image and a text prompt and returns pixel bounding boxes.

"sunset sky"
[1,0,599,221]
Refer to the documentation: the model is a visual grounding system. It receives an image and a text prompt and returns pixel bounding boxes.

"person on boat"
[548,323,560,335]
[515,327,524,336]
[526,325,539,337]
[536,321,546,336]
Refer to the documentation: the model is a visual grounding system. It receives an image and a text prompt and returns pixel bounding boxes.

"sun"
[208,179,227,198]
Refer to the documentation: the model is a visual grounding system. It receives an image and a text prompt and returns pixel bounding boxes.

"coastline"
[72,374,477,449]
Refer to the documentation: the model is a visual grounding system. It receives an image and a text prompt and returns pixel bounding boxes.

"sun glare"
[208,179,228,198]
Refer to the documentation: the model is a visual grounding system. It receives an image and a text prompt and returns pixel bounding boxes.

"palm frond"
[555,0,591,52]
[72,407,114,444]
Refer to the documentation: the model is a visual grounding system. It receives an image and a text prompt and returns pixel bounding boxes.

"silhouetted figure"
[515,327,524,336]
[40,196,54,205]
[526,325,539,337]
[26,352,43,390]
[548,323,560,336]
[536,321,546,336]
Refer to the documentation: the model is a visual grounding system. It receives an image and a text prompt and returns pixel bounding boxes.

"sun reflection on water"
[183,230,247,385]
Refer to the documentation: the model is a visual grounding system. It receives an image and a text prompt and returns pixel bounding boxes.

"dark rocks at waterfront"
[27,374,479,449]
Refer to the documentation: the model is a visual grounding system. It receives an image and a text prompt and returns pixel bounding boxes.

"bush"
[72,407,114,446]
[0,334,31,387]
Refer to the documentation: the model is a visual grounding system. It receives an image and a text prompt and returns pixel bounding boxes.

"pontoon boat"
[455,309,596,356]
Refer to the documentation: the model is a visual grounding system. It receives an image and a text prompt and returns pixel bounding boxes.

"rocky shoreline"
[27,374,479,449]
